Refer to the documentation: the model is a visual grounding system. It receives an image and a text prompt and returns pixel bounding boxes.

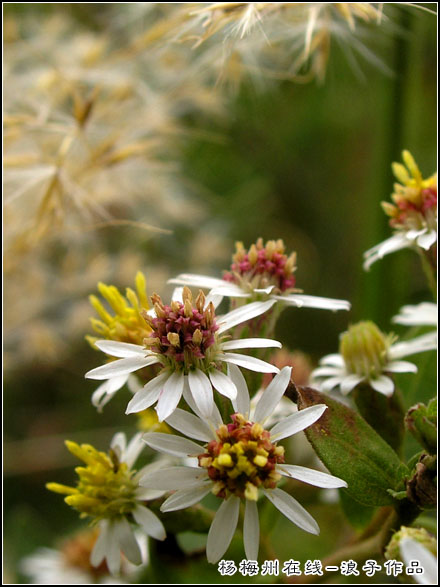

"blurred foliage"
[3,2,437,584]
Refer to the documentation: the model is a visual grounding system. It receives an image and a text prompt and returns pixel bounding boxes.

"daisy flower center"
[142,287,220,372]
[340,321,395,379]
[223,238,297,294]
[198,413,285,500]
[46,441,139,522]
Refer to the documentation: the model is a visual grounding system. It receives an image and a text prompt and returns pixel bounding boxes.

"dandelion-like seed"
[178,2,387,85]
[86,286,281,420]
[46,433,166,575]
[141,367,347,563]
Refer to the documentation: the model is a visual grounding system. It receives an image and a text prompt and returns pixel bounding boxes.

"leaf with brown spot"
[297,386,409,506]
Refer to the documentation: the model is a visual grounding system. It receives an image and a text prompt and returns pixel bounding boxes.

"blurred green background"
[4,3,437,584]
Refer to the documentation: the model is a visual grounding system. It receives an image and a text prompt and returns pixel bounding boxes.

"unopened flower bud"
[385,526,437,562]
[248,244,258,265]
[192,329,203,345]
[167,332,180,347]
[405,399,437,454]
[195,290,206,313]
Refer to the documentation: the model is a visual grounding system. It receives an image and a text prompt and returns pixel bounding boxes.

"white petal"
[135,487,166,501]
[221,338,282,351]
[165,408,214,442]
[211,284,250,298]
[119,432,144,469]
[143,432,204,457]
[270,404,327,440]
[218,299,277,334]
[263,488,319,535]
[417,229,437,250]
[209,369,237,400]
[205,291,224,309]
[171,287,183,303]
[132,505,166,541]
[156,372,185,421]
[243,499,259,561]
[392,303,437,326]
[221,352,279,374]
[390,332,437,358]
[254,285,275,294]
[206,496,240,563]
[400,538,438,585]
[160,484,212,512]
[85,355,160,380]
[385,360,418,373]
[228,363,250,415]
[92,521,121,576]
[113,517,142,566]
[340,374,364,395]
[310,366,343,377]
[126,371,170,414]
[188,368,213,418]
[90,520,111,568]
[273,294,351,311]
[182,378,223,427]
[140,466,207,490]
[278,465,347,488]
[92,374,129,410]
[320,354,345,367]
[363,234,409,269]
[253,366,292,423]
[376,233,409,257]
[321,375,345,392]
[369,375,395,397]
[168,273,227,289]
[94,340,147,358]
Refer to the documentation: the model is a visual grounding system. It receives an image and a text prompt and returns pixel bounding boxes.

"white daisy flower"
[364,151,437,270]
[47,433,166,576]
[169,238,351,317]
[392,302,437,328]
[85,287,281,421]
[20,528,148,584]
[141,366,347,563]
[311,321,436,398]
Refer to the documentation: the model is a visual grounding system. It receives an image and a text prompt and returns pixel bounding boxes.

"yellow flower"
[87,271,152,348]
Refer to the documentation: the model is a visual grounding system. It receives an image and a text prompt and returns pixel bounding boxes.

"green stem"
[418,248,437,301]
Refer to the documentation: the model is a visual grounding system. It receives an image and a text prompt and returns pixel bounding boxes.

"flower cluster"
[141,367,347,563]
[311,320,436,397]
[223,238,297,294]
[47,433,165,576]
[364,151,437,269]
[170,237,351,314]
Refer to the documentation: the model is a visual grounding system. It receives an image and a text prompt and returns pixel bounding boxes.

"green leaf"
[352,383,405,456]
[339,489,376,531]
[296,386,409,507]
